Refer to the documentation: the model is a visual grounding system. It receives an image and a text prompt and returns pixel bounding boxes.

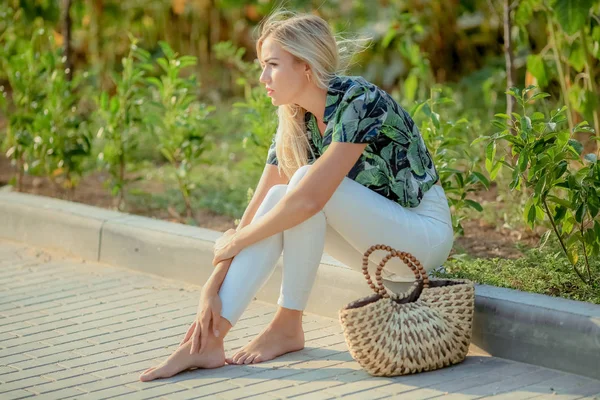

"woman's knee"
[264,184,287,206]
[253,184,288,222]
[288,165,312,190]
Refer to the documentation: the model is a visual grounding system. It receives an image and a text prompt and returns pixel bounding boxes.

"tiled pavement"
[1,238,599,400]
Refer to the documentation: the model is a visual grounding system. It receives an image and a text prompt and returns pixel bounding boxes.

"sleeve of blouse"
[331,84,388,144]
[265,133,278,166]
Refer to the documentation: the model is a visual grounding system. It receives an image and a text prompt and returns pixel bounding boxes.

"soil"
[457,183,541,259]
[0,155,538,259]
[0,156,235,232]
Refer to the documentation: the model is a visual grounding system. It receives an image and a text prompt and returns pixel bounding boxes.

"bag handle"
[362,244,430,298]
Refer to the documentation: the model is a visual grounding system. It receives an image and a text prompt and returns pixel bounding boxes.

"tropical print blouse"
[266,75,439,208]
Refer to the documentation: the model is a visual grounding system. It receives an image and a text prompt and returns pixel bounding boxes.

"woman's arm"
[214,142,367,264]
[202,258,233,294]
[236,164,289,231]
[203,163,288,294]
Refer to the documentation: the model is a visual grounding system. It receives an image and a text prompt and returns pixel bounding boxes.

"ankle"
[270,312,303,334]
[267,324,304,339]
[209,333,226,347]
[275,307,303,320]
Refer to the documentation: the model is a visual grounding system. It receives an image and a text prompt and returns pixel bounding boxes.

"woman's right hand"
[179,289,222,354]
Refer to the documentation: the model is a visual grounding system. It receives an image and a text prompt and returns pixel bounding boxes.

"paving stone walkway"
[1,238,600,400]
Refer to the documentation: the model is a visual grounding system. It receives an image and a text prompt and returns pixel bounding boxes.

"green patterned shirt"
[266,75,439,208]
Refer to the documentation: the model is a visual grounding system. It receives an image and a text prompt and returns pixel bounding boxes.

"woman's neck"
[295,85,328,123]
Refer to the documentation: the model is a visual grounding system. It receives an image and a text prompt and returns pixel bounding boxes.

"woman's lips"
[267,89,274,96]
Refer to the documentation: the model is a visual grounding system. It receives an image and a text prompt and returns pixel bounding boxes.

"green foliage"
[0,28,92,191]
[554,0,596,35]
[516,0,600,148]
[95,35,150,209]
[213,41,261,99]
[214,41,277,197]
[482,85,599,286]
[526,54,549,88]
[144,41,214,220]
[378,12,433,99]
[0,3,56,80]
[411,88,489,236]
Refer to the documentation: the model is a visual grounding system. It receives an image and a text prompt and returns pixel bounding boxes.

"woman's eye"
[260,62,276,69]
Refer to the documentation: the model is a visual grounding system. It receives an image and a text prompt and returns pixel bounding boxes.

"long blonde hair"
[256,9,369,178]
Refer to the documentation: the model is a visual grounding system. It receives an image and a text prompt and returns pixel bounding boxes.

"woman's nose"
[259,70,269,84]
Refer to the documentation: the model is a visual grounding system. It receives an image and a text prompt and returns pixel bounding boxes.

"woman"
[139,10,453,382]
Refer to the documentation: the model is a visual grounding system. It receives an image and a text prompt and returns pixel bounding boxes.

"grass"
[437,237,600,304]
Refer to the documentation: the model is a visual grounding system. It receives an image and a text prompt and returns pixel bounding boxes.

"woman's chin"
[271,98,291,107]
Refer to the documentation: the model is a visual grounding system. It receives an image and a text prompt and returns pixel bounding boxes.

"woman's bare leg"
[227,307,304,365]
[139,317,233,381]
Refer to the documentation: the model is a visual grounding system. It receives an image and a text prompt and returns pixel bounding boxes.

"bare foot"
[139,335,225,381]
[226,324,304,365]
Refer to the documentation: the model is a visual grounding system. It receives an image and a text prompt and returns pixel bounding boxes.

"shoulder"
[333,75,382,100]
[328,75,390,121]
[349,77,416,129]
[350,77,388,109]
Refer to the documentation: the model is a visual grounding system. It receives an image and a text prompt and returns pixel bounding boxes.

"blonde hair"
[256,9,370,178]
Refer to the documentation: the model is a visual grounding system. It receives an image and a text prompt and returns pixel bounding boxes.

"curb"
[1,190,599,380]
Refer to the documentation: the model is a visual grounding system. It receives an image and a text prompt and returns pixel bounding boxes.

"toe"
[244,354,257,364]
[140,368,160,382]
[233,351,246,364]
[253,355,263,364]
[142,367,156,374]
[237,353,250,365]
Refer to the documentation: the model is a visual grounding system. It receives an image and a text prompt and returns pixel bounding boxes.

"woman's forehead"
[260,38,285,60]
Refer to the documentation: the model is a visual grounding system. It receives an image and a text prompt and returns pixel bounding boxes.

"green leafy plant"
[0,28,91,193]
[95,35,151,210]
[411,88,489,236]
[144,41,214,220]
[380,12,434,101]
[482,85,599,286]
[517,0,600,150]
[214,41,277,202]
[1,28,48,190]
[31,55,93,193]
[0,3,59,81]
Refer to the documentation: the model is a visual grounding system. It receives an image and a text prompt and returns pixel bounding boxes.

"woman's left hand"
[212,229,243,266]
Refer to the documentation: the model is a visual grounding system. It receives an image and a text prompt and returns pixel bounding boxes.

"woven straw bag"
[338,244,475,377]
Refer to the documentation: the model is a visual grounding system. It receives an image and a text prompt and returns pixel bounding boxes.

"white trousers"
[218,165,454,326]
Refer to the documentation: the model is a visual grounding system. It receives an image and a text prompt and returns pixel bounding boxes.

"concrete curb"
[1,190,599,379]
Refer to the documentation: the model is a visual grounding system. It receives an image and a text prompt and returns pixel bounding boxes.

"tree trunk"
[548,20,575,133]
[504,0,516,127]
[118,153,125,210]
[62,0,73,81]
[17,155,23,192]
[87,0,103,86]
[580,27,600,154]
